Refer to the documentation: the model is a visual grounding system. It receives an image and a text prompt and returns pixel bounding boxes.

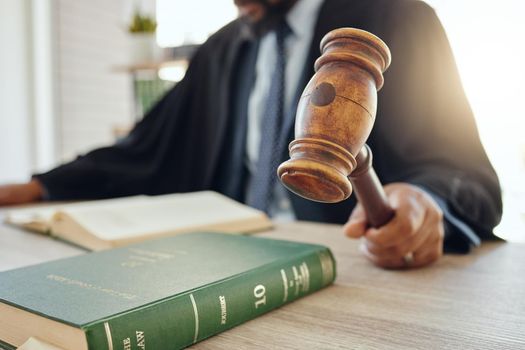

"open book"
[4,191,272,251]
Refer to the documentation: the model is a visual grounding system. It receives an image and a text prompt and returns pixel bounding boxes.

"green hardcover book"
[0,232,336,350]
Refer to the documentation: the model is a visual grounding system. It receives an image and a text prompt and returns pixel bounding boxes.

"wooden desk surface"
[1,214,524,349]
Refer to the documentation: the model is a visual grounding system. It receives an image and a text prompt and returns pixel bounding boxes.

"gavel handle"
[349,145,395,228]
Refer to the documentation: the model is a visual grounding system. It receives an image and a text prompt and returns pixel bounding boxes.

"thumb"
[343,204,368,239]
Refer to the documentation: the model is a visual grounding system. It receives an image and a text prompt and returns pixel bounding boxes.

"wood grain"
[278,28,391,205]
[277,28,395,231]
[1,215,524,349]
[193,222,525,349]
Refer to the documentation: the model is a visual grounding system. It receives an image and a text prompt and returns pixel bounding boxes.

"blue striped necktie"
[247,20,292,213]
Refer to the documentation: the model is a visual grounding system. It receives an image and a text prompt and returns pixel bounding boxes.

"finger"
[362,232,440,270]
[365,196,425,248]
[363,204,439,260]
[343,204,367,239]
[361,210,444,269]
[410,223,444,268]
[359,241,406,269]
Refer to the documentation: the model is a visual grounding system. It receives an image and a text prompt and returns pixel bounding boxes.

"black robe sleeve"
[370,0,502,242]
[34,47,203,200]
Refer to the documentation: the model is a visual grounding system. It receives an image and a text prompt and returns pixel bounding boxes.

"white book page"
[61,191,266,240]
[5,196,147,226]
[5,206,57,226]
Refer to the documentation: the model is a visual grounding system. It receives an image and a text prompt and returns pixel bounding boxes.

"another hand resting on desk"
[0,179,44,206]
[343,183,444,269]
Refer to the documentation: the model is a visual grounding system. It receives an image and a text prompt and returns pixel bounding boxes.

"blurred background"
[0,0,523,241]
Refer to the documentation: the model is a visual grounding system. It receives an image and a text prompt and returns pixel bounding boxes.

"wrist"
[27,178,44,201]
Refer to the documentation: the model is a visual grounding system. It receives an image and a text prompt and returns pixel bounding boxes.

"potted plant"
[128,10,158,64]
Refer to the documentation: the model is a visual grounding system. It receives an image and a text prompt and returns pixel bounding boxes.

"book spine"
[83,248,336,350]
[0,339,16,350]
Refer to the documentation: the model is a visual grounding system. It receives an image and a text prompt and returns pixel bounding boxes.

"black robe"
[36,0,502,250]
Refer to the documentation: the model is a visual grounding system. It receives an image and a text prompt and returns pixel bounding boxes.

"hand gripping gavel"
[278,28,395,228]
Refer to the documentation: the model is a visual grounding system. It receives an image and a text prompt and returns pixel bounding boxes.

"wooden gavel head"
[277,28,391,203]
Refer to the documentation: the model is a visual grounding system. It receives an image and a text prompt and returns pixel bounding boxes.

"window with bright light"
[156,0,237,47]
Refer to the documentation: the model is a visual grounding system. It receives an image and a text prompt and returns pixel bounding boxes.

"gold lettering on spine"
[123,338,131,350]
[136,331,146,350]
[253,284,267,308]
[103,322,114,350]
[317,251,335,286]
[292,266,300,296]
[189,294,199,343]
[219,295,227,325]
[280,269,289,302]
[300,262,310,292]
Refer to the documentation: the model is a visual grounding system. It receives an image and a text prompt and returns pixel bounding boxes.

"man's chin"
[236,1,267,23]
[241,14,285,37]
[236,0,298,37]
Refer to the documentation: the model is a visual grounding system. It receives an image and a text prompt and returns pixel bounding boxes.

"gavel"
[278,28,395,228]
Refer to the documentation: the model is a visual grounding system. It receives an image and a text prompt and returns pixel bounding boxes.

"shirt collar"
[286,0,325,38]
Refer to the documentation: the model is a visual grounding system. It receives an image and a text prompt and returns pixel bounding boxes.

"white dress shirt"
[246,0,325,221]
